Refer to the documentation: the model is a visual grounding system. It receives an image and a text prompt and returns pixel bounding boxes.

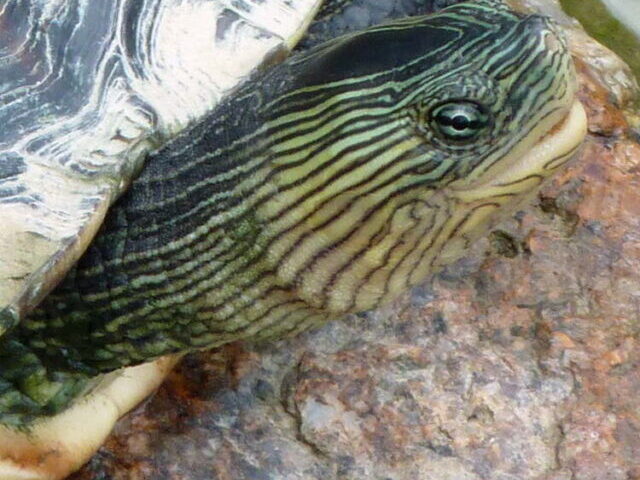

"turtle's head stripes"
[256,3,585,313]
[11,3,585,379]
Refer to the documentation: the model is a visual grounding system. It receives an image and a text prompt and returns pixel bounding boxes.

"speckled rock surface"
[71,2,640,480]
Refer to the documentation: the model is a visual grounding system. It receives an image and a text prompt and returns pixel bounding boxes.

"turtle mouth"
[452,100,587,196]
[491,100,587,187]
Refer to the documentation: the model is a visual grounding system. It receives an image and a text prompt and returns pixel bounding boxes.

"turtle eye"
[429,101,490,142]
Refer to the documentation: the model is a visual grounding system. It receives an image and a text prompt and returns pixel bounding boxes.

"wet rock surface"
[72,2,640,479]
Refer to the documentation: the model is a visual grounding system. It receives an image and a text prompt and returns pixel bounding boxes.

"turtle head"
[405,8,586,191]
[259,3,586,314]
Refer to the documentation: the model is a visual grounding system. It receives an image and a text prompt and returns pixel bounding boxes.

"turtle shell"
[0,0,322,332]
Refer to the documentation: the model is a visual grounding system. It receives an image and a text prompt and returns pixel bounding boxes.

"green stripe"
[16,3,578,376]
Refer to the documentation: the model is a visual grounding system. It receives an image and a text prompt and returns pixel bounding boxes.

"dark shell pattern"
[0,0,321,329]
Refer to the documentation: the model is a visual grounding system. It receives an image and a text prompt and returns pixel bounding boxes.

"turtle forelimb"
[0,355,179,480]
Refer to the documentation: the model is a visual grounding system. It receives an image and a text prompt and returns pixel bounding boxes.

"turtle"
[0,0,587,478]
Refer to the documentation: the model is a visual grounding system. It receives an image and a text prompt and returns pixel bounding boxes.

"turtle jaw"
[450,100,587,201]
[0,356,179,480]
[422,100,586,272]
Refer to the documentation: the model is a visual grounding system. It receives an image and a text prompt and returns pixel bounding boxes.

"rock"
[71,1,640,479]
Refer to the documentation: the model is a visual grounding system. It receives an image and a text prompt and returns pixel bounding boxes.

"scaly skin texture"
[0,1,584,426]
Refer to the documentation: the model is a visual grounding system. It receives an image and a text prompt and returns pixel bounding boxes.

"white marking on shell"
[0,0,321,314]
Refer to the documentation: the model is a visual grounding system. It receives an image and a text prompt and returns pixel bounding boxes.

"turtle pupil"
[449,114,470,130]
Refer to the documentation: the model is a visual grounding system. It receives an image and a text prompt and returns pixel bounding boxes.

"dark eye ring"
[429,101,490,142]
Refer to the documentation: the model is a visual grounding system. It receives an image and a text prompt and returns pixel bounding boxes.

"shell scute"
[0,0,321,328]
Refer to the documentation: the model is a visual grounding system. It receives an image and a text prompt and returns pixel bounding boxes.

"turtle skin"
[0,1,587,480]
